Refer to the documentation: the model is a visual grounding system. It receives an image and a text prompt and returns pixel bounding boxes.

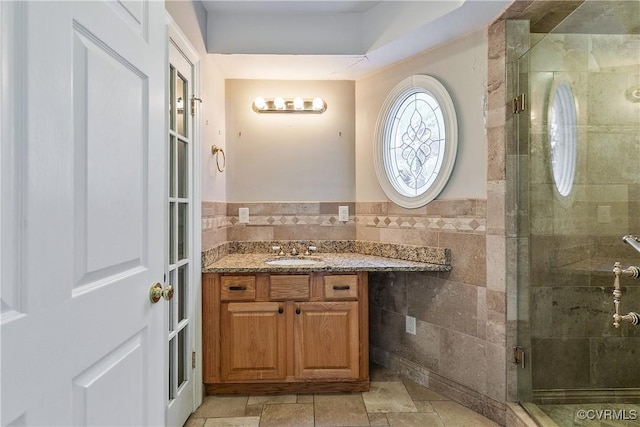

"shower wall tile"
[530,287,553,338]
[531,338,591,389]
[487,289,506,314]
[586,131,640,184]
[529,34,590,72]
[487,234,506,293]
[547,287,616,338]
[406,274,479,337]
[590,35,640,73]
[486,309,507,347]
[590,337,640,388]
[369,271,408,315]
[487,181,506,235]
[477,287,488,340]
[378,228,438,247]
[440,328,487,394]
[486,342,507,402]
[438,233,487,287]
[588,72,640,125]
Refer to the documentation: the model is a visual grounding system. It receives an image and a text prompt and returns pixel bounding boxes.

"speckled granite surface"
[202,240,450,273]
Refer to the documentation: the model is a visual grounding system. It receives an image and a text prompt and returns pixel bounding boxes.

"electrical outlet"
[238,207,249,224]
[406,316,416,335]
[338,205,349,222]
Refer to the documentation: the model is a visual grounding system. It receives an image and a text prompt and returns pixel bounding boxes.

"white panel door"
[1,1,166,426]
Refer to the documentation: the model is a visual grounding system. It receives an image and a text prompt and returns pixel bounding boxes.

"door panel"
[221,302,287,381]
[0,1,166,425]
[294,302,360,380]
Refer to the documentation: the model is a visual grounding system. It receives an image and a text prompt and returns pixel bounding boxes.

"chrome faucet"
[623,235,640,254]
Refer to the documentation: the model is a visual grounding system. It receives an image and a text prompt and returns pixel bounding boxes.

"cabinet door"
[221,302,286,381]
[294,302,360,380]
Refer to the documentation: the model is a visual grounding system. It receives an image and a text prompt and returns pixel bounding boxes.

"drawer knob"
[278,307,284,314]
[229,286,247,291]
[295,308,301,315]
[333,285,351,291]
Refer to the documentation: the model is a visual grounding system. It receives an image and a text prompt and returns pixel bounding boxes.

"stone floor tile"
[192,396,248,418]
[362,382,417,413]
[368,413,390,426]
[244,405,263,417]
[183,416,206,427]
[414,401,436,412]
[204,417,260,427]
[314,394,370,427]
[297,394,314,403]
[403,379,449,401]
[370,365,403,382]
[246,394,297,405]
[258,403,314,427]
[387,412,446,427]
[432,400,500,426]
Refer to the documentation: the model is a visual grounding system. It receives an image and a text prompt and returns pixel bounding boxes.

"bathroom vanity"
[202,271,369,394]
[201,243,450,395]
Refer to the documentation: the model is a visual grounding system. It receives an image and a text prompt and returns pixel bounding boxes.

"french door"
[166,23,200,427]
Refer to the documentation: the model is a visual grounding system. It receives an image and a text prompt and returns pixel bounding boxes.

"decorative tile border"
[202,214,485,233]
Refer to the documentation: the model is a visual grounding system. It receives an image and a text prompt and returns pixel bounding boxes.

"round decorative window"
[548,81,577,197]
[374,75,458,208]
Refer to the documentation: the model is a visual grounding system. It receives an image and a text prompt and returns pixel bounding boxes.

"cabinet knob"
[278,307,284,314]
[295,308,301,315]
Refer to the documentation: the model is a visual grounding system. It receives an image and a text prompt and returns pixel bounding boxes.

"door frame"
[166,14,203,415]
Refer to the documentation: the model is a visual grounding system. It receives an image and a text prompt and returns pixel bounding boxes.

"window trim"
[373,75,458,208]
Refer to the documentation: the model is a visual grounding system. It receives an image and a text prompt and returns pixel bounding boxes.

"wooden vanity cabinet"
[202,271,369,394]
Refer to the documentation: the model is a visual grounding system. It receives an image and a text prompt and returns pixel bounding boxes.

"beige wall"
[225,79,355,202]
[355,28,489,202]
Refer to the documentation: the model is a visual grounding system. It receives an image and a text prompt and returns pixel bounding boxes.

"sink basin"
[264,257,323,266]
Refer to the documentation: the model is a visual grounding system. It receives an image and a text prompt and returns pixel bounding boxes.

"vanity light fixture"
[252,96,327,113]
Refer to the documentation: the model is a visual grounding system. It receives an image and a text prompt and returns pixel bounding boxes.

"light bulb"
[293,97,304,110]
[312,97,324,111]
[254,97,266,110]
[274,97,285,110]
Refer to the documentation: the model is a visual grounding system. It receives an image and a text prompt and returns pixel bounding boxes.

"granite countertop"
[203,252,451,273]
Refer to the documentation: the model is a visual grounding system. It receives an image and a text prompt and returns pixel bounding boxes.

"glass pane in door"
[176,73,187,137]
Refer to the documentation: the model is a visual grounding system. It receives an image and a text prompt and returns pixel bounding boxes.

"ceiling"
[200,0,513,80]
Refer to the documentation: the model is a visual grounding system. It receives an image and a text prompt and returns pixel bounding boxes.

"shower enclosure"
[513,1,640,425]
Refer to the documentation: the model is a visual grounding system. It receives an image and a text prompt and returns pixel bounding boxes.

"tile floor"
[184,365,500,427]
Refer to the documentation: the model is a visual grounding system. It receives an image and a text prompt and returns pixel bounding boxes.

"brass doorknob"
[150,283,174,303]
[162,284,174,301]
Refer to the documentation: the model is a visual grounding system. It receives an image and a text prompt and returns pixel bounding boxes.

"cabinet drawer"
[269,275,310,300]
[220,276,256,301]
[323,275,358,300]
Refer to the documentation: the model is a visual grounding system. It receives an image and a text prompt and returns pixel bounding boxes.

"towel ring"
[211,145,226,172]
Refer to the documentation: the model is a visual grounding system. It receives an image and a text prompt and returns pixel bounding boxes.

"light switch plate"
[239,207,249,224]
[338,205,349,222]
